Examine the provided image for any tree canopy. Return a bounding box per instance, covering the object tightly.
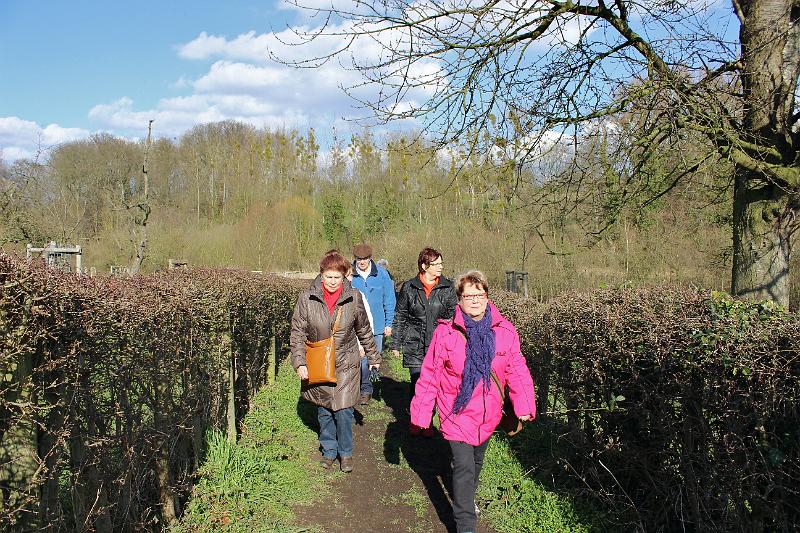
[280,0,799,305]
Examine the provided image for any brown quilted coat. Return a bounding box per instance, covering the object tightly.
[290,276,379,410]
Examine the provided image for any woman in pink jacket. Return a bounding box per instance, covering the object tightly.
[410,270,536,533]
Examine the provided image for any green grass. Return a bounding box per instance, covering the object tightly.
[399,487,429,518]
[478,436,604,532]
[384,349,409,379]
[173,363,327,533]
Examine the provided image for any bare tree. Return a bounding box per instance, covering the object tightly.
[279,0,799,305]
[129,120,154,274]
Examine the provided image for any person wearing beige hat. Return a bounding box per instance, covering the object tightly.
[350,243,396,404]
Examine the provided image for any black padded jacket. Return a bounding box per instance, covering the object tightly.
[392,275,458,369]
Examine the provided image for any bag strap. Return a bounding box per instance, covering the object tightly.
[490,371,505,401]
[330,307,343,335]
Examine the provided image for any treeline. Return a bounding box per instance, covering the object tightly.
[1,120,748,302]
[0,254,304,531]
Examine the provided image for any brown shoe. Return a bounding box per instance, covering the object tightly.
[339,456,353,473]
[320,457,335,469]
[359,394,371,405]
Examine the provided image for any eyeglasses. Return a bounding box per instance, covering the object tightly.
[460,293,487,302]
[428,261,443,267]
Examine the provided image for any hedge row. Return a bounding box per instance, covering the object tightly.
[494,286,800,532]
[0,254,305,532]
[3,255,798,532]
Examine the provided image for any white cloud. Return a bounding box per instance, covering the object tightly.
[1,146,33,161]
[177,30,275,63]
[0,116,90,162]
[193,61,291,93]
[88,94,312,137]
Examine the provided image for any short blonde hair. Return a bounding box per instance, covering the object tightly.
[456,270,489,298]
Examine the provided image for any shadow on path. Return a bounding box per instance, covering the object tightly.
[380,376,458,533]
[290,363,496,533]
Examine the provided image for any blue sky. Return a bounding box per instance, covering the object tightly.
[0,0,385,160]
[0,1,739,163]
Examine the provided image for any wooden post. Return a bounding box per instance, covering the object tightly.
[505,270,515,292]
[267,335,277,385]
[518,271,529,297]
[224,333,237,443]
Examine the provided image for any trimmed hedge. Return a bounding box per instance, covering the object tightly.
[0,254,305,531]
[494,286,800,532]
[3,254,798,532]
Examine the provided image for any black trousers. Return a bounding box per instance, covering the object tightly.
[409,367,421,400]
[449,439,490,533]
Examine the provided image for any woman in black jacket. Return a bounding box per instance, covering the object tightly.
[392,247,458,432]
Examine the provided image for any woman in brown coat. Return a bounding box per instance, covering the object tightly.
[290,250,380,473]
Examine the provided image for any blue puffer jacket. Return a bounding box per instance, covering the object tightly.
[351,260,396,334]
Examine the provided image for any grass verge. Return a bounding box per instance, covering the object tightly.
[478,435,607,532]
[173,363,326,533]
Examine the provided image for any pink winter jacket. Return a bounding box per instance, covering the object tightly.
[410,302,536,446]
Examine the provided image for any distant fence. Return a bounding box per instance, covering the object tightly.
[494,286,800,532]
[0,254,305,531]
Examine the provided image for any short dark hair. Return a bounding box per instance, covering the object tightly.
[417,247,442,274]
[456,270,489,298]
[319,250,350,275]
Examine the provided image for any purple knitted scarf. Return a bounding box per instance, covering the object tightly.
[452,307,496,414]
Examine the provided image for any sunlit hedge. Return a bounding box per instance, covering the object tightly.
[494,286,800,532]
[4,254,798,532]
[0,254,305,531]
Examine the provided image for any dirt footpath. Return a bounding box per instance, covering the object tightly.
[293,371,497,533]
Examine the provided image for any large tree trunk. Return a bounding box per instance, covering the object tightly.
[731,169,791,305]
[731,0,799,306]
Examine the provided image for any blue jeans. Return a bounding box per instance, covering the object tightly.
[360,333,383,396]
[318,406,354,459]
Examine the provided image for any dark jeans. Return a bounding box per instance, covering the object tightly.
[409,367,421,400]
[449,439,490,533]
[360,334,383,396]
[318,406,354,459]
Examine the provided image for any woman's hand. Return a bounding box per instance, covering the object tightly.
[518,414,533,422]
[369,364,380,371]
[296,365,308,380]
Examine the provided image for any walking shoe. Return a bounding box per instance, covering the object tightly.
[475,502,481,516]
[320,456,335,469]
[359,394,371,405]
[339,456,353,473]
